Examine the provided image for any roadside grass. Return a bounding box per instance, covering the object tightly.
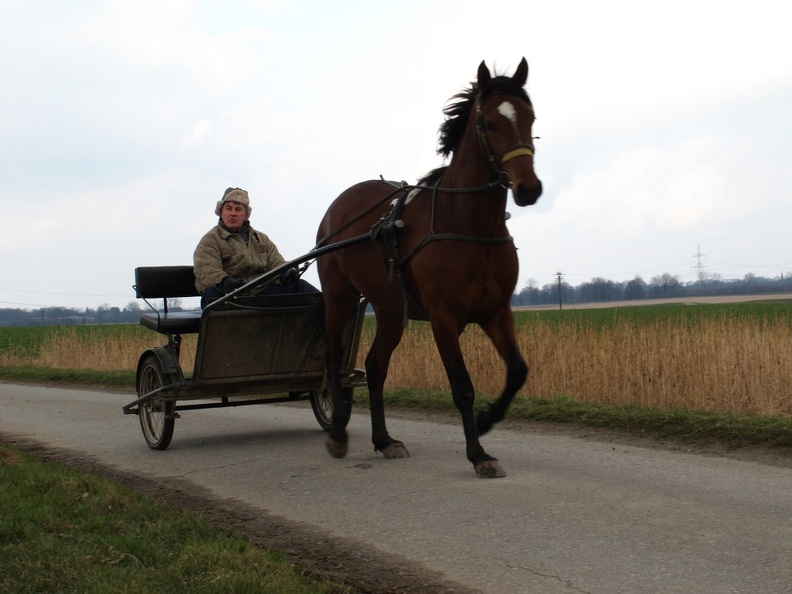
[0,366,135,390]
[0,443,353,594]
[3,365,789,451]
[377,388,792,450]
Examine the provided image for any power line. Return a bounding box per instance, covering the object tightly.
[0,287,129,298]
[0,300,56,308]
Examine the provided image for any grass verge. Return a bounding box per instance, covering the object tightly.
[0,443,352,594]
[378,388,792,450]
[0,366,136,390]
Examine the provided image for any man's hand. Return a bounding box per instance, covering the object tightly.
[280,268,300,290]
[220,277,246,294]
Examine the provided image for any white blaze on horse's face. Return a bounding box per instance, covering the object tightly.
[497,101,518,132]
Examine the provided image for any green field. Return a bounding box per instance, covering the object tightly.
[514,301,792,328]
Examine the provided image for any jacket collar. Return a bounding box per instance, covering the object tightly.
[217,219,252,240]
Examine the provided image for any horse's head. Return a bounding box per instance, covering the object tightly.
[476,58,543,206]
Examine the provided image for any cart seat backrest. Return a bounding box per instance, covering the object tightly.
[134,266,201,335]
[135,266,200,299]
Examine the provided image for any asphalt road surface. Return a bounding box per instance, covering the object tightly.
[2,383,791,593]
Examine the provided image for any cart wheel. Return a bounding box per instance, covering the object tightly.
[137,355,175,450]
[310,388,352,431]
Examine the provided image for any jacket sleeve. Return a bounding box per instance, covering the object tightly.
[193,231,227,293]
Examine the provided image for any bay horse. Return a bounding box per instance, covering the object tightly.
[316,58,542,478]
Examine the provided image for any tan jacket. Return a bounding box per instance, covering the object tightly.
[193,223,286,293]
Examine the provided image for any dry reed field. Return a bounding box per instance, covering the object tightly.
[381,308,792,417]
[2,302,791,417]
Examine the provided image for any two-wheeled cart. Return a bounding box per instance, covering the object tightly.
[122,258,367,450]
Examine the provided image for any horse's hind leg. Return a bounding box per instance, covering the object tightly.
[431,318,505,478]
[366,311,409,459]
[476,309,528,437]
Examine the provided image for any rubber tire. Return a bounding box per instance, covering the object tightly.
[137,355,176,450]
[310,388,353,431]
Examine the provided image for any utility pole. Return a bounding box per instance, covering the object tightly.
[556,271,563,310]
[692,244,708,281]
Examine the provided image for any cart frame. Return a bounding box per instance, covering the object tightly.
[123,252,368,450]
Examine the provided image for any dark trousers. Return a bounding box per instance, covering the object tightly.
[200,279,319,309]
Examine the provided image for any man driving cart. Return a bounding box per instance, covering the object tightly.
[194,187,318,308]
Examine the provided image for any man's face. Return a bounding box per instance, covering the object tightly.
[221,201,247,230]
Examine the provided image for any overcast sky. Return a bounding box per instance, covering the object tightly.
[2,0,791,310]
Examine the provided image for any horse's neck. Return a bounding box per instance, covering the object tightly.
[430,133,507,233]
[430,168,508,237]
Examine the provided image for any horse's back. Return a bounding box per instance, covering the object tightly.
[317,179,397,242]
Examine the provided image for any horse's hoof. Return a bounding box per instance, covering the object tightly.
[475,459,506,478]
[382,441,410,459]
[325,436,348,459]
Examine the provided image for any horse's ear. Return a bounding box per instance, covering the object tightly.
[512,57,528,87]
[477,60,492,90]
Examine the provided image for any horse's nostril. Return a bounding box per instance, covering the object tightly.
[515,181,542,206]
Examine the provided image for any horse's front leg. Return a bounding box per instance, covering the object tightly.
[477,309,529,437]
[431,320,505,478]
[366,312,409,459]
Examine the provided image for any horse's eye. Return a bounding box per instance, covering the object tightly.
[486,121,498,132]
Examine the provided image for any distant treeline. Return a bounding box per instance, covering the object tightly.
[1,272,791,326]
[0,299,194,327]
[511,272,792,307]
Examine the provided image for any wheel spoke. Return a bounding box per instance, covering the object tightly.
[310,388,353,431]
[137,356,175,450]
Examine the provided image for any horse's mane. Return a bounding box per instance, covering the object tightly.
[416,166,447,187]
[417,73,531,186]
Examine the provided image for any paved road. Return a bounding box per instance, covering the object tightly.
[2,383,791,593]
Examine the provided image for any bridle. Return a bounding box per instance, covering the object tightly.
[475,97,536,188]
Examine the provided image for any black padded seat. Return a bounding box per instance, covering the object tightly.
[134,266,202,335]
[139,310,202,335]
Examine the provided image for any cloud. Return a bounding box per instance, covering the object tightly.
[2,0,792,309]
[549,134,756,237]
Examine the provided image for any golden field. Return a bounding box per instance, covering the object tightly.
[2,301,791,417]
